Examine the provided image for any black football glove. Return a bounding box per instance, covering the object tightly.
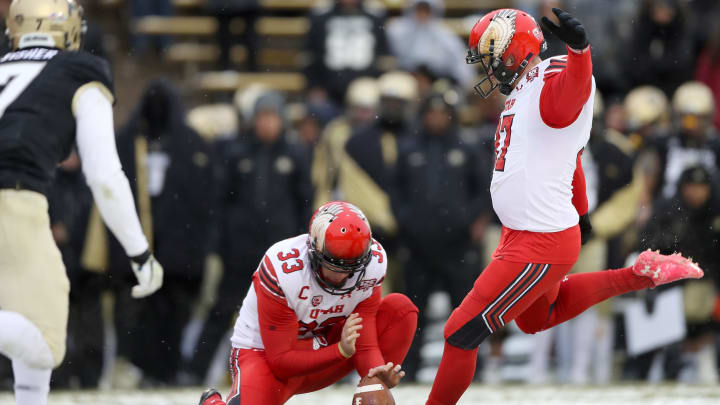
[579,213,593,245]
[541,8,589,51]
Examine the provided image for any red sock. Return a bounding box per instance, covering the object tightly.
[516,267,652,333]
[426,342,478,405]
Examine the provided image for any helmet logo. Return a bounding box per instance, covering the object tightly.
[48,12,68,23]
[310,203,344,252]
[533,26,542,40]
[357,279,377,291]
[479,9,516,65]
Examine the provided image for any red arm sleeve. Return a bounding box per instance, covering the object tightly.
[572,149,588,216]
[540,46,593,129]
[351,286,385,377]
[255,264,345,381]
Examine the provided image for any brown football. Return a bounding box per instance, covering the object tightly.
[351,376,395,405]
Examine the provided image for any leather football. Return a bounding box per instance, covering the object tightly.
[351,376,395,405]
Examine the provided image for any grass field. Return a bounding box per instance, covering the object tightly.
[1,384,719,405]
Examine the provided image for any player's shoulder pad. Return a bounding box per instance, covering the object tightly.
[55,50,114,96]
[364,238,387,280]
[264,235,310,277]
[257,235,306,300]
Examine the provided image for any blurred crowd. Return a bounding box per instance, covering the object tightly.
[1,0,720,391]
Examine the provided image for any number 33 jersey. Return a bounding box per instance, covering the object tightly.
[490,56,595,232]
[231,234,386,350]
[0,48,113,195]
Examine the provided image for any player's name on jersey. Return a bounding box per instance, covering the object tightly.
[1,47,58,63]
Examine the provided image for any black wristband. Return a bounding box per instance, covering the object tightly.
[131,249,151,265]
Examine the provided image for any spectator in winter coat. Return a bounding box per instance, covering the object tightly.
[304,0,388,105]
[621,0,697,96]
[386,0,473,90]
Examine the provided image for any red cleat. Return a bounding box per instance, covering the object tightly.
[632,249,704,287]
[199,388,225,405]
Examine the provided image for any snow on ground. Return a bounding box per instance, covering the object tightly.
[1,384,719,405]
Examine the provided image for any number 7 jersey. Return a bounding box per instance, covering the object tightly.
[490,56,595,232]
[0,48,113,195]
[231,234,386,350]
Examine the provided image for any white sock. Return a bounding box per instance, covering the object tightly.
[11,360,51,405]
[0,310,55,368]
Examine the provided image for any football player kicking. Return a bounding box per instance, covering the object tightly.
[426,8,704,405]
[199,201,418,405]
[0,2,163,405]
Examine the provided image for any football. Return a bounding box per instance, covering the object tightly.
[351,376,395,405]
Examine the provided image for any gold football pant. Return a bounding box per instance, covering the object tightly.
[0,189,69,367]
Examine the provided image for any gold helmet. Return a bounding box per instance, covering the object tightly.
[624,85,668,131]
[672,81,715,117]
[6,0,86,51]
[378,71,418,102]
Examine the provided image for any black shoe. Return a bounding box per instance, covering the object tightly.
[199,388,222,405]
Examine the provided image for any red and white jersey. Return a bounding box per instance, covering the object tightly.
[231,234,386,350]
[490,55,596,232]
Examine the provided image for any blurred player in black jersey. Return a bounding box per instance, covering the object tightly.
[0,2,164,404]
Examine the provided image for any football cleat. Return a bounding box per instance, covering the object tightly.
[198,388,224,405]
[632,249,704,287]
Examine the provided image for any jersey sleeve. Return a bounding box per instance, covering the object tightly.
[572,149,589,216]
[75,87,149,257]
[539,46,593,129]
[351,286,385,377]
[256,256,346,380]
[59,51,115,113]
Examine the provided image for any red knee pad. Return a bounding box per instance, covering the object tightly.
[377,293,418,332]
[379,293,419,317]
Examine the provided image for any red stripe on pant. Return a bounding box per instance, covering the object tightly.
[445,260,567,350]
[487,263,550,329]
[482,263,541,331]
[227,348,241,403]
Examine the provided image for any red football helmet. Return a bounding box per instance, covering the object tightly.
[467,8,547,98]
[307,201,372,295]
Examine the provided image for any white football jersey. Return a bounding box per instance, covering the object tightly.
[231,234,386,350]
[490,56,596,232]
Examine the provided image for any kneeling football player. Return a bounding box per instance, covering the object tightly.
[199,201,418,405]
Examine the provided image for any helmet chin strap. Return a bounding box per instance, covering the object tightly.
[496,52,535,96]
[499,83,514,95]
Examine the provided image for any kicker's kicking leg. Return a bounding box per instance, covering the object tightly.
[515,250,703,334]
